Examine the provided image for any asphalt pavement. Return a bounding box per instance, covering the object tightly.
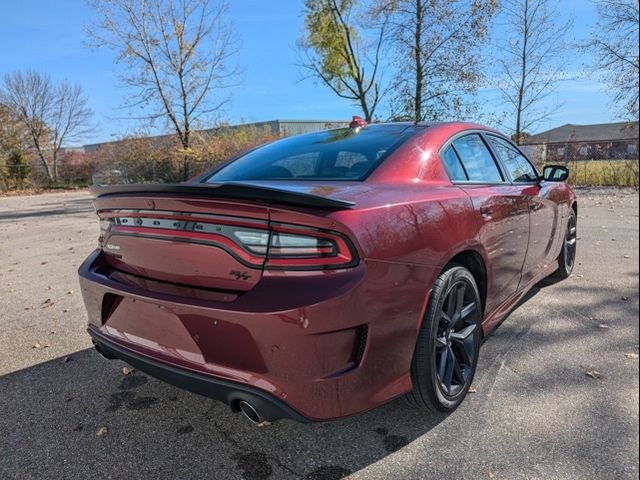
[0,188,638,480]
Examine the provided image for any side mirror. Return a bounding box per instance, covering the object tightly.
[543,165,569,182]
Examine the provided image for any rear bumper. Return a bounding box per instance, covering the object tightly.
[79,249,438,421]
[88,326,309,423]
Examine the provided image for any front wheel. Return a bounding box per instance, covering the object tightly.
[407,265,482,412]
[555,208,577,279]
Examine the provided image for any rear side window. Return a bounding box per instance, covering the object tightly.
[205,125,422,182]
[451,134,504,183]
[273,153,320,177]
[441,146,467,181]
[486,135,538,182]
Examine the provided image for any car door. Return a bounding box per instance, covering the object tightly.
[484,135,560,286]
[443,133,530,315]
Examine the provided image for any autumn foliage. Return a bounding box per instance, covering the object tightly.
[89,125,283,185]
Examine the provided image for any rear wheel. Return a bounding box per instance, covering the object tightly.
[407,265,482,412]
[554,208,577,279]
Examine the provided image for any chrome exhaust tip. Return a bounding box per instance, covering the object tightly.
[238,400,270,427]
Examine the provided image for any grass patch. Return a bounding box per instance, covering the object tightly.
[549,160,639,187]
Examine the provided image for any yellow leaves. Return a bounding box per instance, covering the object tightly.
[173,22,184,39]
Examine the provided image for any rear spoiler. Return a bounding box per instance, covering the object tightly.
[90,182,355,210]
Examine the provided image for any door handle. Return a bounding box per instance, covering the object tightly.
[480,207,492,219]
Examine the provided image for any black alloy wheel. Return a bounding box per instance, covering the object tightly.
[434,280,480,397]
[407,265,482,412]
[555,208,577,279]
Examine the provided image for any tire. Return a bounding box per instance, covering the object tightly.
[407,265,482,413]
[554,208,577,279]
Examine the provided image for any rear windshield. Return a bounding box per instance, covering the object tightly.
[204,124,422,182]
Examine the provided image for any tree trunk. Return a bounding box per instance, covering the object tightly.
[515,0,529,146]
[52,152,59,183]
[181,130,190,181]
[413,0,424,122]
[41,157,54,184]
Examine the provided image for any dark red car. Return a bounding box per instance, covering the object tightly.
[80,121,577,424]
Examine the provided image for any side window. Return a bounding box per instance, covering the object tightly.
[441,146,467,181]
[451,134,504,183]
[486,135,538,182]
[334,151,368,168]
[273,153,320,177]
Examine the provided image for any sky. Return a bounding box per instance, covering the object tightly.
[0,0,623,145]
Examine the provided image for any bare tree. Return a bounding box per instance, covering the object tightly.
[1,71,93,182]
[378,0,498,122]
[494,0,573,144]
[299,0,388,122]
[587,0,639,118]
[89,0,239,179]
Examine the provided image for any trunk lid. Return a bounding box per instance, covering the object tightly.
[91,182,356,292]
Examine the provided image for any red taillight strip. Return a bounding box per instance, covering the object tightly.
[109,225,266,267]
[265,224,359,270]
[101,215,360,271]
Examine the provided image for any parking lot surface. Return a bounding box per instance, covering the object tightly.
[1,188,638,479]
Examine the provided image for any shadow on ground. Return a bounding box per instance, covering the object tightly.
[0,198,94,221]
[0,346,445,480]
[1,280,637,480]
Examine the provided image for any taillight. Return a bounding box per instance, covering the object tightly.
[98,215,358,271]
[231,226,358,269]
[98,219,112,244]
[231,230,270,255]
[263,226,357,270]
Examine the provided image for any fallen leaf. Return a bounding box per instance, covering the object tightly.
[586,370,603,379]
[468,386,478,393]
[95,426,108,436]
[122,367,135,376]
[624,353,638,359]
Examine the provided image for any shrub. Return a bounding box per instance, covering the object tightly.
[5,149,31,188]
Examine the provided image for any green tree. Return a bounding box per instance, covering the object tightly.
[300,0,388,122]
[6,149,30,189]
